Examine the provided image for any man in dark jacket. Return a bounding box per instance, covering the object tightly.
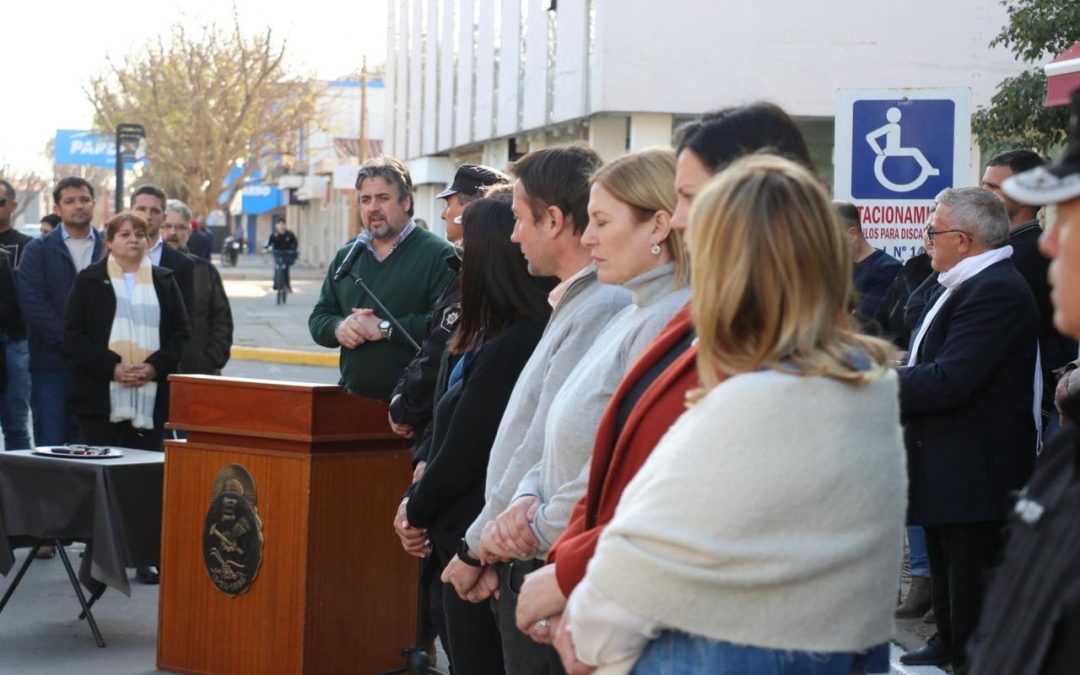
[0,178,33,449]
[18,177,104,446]
[983,150,1078,435]
[835,200,902,326]
[164,200,233,375]
[898,187,1040,671]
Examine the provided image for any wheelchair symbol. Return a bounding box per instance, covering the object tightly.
[865,107,940,193]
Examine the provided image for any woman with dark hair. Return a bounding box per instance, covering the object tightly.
[393,195,556,674]
[64,211,189,450]
[511,102,820,661]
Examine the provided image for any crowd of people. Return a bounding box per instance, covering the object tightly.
[310,92,1080,675]
[2,86,1077,673]
[0,179,233,580]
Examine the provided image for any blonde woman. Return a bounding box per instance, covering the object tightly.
[64,211,189,451]
[554,155,907,674]
[476,148,690,664]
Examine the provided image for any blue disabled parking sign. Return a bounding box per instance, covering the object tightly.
[834,88,971,261]
[851,99,954,199]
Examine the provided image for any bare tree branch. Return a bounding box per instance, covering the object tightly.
[85,16,316,218]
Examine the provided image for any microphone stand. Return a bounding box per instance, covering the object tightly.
[348,272,422,353]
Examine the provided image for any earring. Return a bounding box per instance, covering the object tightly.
[650,243,662,255]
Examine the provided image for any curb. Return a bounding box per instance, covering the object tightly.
[230,346,339,367]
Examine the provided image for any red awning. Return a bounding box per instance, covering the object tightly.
[1046,40,1080,107]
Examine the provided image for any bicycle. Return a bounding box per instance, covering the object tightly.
[272,250,296,305]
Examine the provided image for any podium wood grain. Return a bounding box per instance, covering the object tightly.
[157,376,417,675]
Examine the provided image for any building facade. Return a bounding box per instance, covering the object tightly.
[385,0,1027,233]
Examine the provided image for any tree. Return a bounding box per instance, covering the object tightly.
[0,163,49,220]
[972,0,1080,157]
[87,17,317,219]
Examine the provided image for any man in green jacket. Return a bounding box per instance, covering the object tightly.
[309,156,455,402]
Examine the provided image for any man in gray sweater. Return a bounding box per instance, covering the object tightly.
[441,145,629,674]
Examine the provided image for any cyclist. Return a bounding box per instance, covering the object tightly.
[265,216,298,294]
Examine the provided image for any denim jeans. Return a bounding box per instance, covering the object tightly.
[907,525,930,578]
[30,369,79,446]
[630,632,889,675]
[492,559,565,675]
[0,339,32,450]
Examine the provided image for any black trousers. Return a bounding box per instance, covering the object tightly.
[493,559,566,675]
[924,522,1005,672]
[77,416,163,451]
[430,549,505,675]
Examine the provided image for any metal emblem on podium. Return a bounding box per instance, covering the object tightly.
[203,464,264,596]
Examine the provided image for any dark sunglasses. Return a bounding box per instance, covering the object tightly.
[0,198,7,207]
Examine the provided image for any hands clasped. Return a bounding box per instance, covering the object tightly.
[480,495,541,563]
[113,362,156,387]
[334,308,384,349]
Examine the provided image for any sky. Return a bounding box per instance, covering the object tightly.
[1,0,388,175]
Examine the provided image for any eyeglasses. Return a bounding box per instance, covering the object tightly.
[0,198,7,207]
[925,225,970,240]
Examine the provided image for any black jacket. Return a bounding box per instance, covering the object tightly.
[968,391,1080,675]
[1010,222,1079,406]
[390,257,462,451]
[405,317,545,556]
[159,243,196,324]
[63,258,190,430]
[874,253,934,349]
[179,253,232,375]
[899,259,1040,526]
[0,251,19,342]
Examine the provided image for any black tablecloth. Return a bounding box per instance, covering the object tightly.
[0,449,164,596]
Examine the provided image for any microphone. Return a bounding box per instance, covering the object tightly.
[333,231,372,282]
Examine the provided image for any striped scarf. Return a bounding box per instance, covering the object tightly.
[107,255,160,429]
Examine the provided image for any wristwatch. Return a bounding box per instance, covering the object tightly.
[378,319,393,340]
[458,538,482,567]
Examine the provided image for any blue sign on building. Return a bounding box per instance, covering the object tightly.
[54,129,140,168]
[850,99,955,200]
[220,166,283,215]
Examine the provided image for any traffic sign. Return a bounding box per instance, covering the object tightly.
[834,89,972,260]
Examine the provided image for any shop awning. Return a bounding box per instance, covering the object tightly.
[1045,40,1080,107]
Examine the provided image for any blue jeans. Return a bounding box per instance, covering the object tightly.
[631,632,889,674]
[907,525,930,578]
[0,339,32,450]
[30,369,79,446]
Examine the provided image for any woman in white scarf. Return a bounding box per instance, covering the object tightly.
[64,211,190,450]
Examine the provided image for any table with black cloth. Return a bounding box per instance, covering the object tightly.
[0,449,164,599]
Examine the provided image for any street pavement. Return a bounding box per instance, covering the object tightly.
[0,252,940,674]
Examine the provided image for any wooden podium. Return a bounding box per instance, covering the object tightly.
[157,375,417,675]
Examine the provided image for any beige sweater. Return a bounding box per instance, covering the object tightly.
[578,368,907,664]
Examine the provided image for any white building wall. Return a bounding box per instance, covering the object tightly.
[495,0,521,137]
[592,0,1019,118]
[407,1,424,159]
[521,0,549,130]
[552,0,588,124]
[422,0,440,156]
[475,0,497,141]
[454,0,476,146]
[386,0,1024,165]
[437,0,456,151]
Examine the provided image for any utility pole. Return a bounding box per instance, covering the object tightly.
[359,57,370,164]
